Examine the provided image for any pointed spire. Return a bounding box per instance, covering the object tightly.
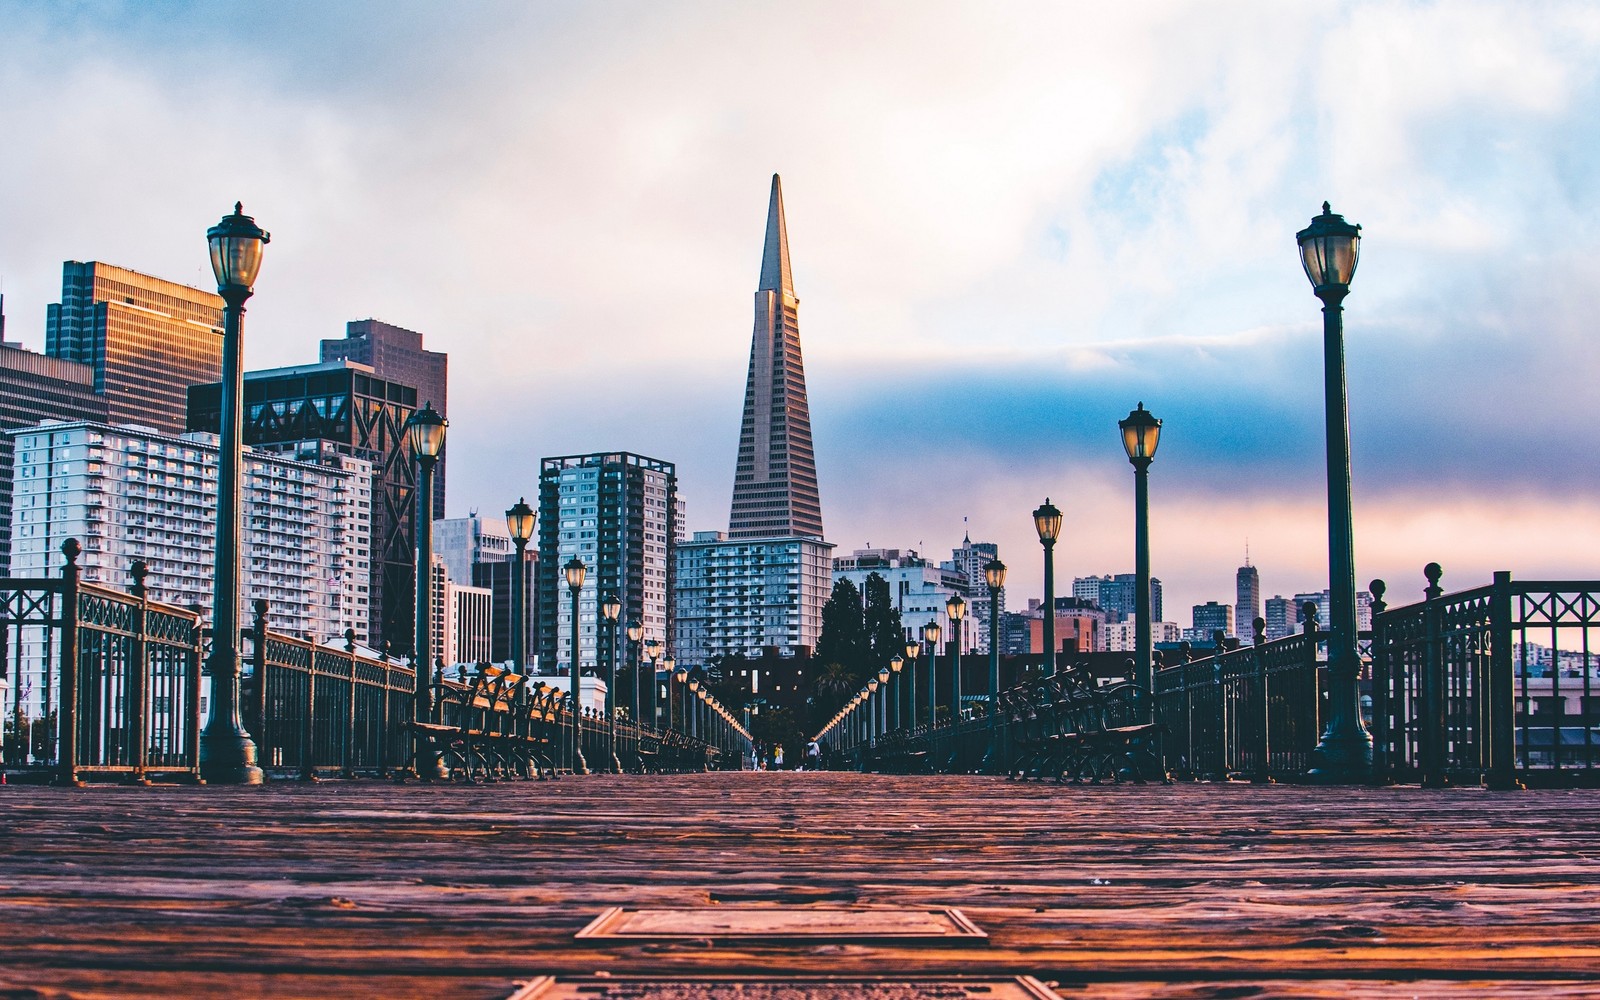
[758,173,793,295]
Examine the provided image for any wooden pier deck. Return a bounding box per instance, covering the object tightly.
[3,773,1599,998]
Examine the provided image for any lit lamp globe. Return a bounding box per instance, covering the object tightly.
[207,202,270,294]
[505,498,536,545]
[1296,201,1361,294]
[628,621,644,644]
[1119,404,1162,465]
[984,559,1007,592]
[601,591,621,623]
[406,404,447,461]
[1033,499,1062,546]
[563,557,586,593]
[946,593,967,623]
[924,621,942,647]
[890,655,903,673]
[878,667,890,684]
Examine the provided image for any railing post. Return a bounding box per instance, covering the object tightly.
[1421,563,1446,788]
[128,561,150,785]
[55,539,83,787]
[250,600,269,767]
[1252,617,1269,784]
[1367,580,1390,783]
[300,638,317,783]
[344,628,358,779]
[1487,571,1517,790]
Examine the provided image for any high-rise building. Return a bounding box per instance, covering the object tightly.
[946,535,1003,654]
[45,262,223,434]
[728,175,823,541]
[0,342,107,573]
[434,514,513,590]
[1236,560,1260,638]
[537,453,677,681]
[1264,594,1299,640]
[673,175,834,666]
[320,319,448,512]
[1191,600,1235,640]
[189,360,421,654]
[435,513,537,669]
[675,530,833,666]
[831,547,972,653]
[8,420,370,645]
[1072,572,1162,624]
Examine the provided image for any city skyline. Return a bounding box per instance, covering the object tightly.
[0,3,1596,621]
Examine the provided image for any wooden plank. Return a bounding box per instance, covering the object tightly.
[2,774,1599,998]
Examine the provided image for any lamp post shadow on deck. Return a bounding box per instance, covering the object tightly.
[198,203,269,786]
[981,559,1007,773]
[1118,403,1161,721]
[1033,499,1062,676]
[1297,201,1374,783]
[407,403,449,781]
[564,557,589,775]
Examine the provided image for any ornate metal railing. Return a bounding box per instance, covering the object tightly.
[242,600,415,779]
[1,542,204,784]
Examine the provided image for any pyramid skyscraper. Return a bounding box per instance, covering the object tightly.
[673,176,834,667]
[728,174,824,540]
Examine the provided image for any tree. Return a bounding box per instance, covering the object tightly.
[863,572,904,674]
[813,578,866,679]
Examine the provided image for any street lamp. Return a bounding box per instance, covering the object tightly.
[1297,201,1373,781]
[564,556,588,774]
[505,497,535,688]
[982,559,1007,771]
[877,666,891,737]
[627,620,644,730]
[404,402,448,781]
[687,677,700,740]
[922,620,941,735]
[867,678,881,749]
[1033,498,1062,676]
[903,640,919,730]
[1118,403,1161,715]
[674,667,688,733]
[644,639,662,728]
[660,656,674,730]
[889,654,903,732]
[601,591,622,773]
[198,203,270,786]
[946,593,967,770]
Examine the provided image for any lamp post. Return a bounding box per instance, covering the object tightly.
[868,678,881,745]
[1033,499,1063,676]
[983,559,1007,771]
[889,654,903,731]
[923,621,941,733]
[903,640,919,730]
[1118,404,1161,716]
[1297,201,1373,781]
[644,639,662,728]
[877,667,890,736]
[674,667,688,733]
[659,655,674,731]
[946,593,967,770]
[687,678,700,740]
[627,620,643,728]
[505,498,535,687]
[405,402,448,781]
[564,556,588,775]
[601,591,622,773]
[198,203,270,786]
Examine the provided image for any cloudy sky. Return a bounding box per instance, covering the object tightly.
[1,1,1597,622]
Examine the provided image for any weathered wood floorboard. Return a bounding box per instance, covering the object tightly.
[2,774,1599,998]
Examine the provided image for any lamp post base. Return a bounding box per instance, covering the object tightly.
[199,729,264,786]
[1305,727,1374,784]
[609,751,623,774]
[573,749,589,775]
